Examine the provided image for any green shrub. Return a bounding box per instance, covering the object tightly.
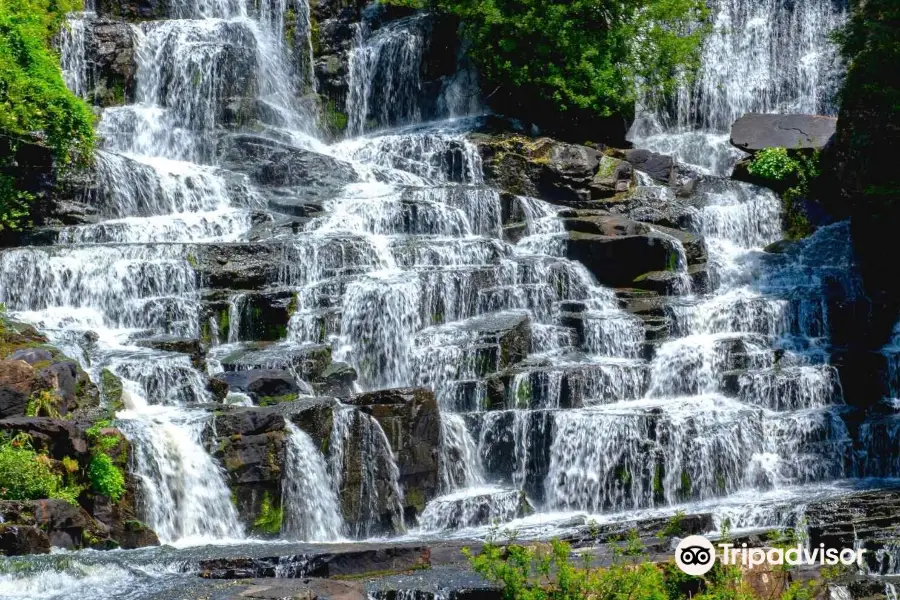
[0,433,78,503]
[747,148,798,181]
[0,0,96,231]
[87,452,125,501]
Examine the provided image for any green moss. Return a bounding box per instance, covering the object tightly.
[0,433,80,504]
[678,470,692,499]
[218,307,230,342]
[258,394,298,407]
[321,99,348,137]
[100,369,124,412]
[253,491,283,535]
[405,486,425,512]
[514,377,531,408]
[286,293,298,317]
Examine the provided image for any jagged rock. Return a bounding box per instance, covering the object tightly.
[217,134,358,213]
[81,18,138,106]
[473,134,603,204]
[212,369,300,403]
[218,343,332,385]
[200,288,295,343]
[348,388,442,518]
[730,113,837,151]
[0,525,51,556]
[95,0,168,20]
[316,362,358,397]
[631,271,687,295]
[590,155,634,198]
[0,360,38,418]
[623,149,675,184]
[0,500,105,551]
[564,228,680,288]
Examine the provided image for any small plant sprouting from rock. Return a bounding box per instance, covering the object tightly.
[747,147,798,181]
[254,491,284,534]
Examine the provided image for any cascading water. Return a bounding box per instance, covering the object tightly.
[4,1,893,594]
[630,0,847,175]
[281,421,345,541]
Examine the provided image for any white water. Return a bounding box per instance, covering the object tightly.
[5,0,889,570]
[281,421,345,541]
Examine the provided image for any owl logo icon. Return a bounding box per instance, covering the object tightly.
[675,535,716,575]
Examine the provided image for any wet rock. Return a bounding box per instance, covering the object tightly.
[0,499,103,551]
[472,134,603,204]
[730,113,837,152]
[219,343,332,384]
[348,388,442,519]
[220,578,366,600]
[192,243,285,290]
[565,229,679,288]
[420,489,533,531]
[95,0,168,20]
[0,524,51,556]
[199,543,432,579]
[213,368,300,403]
[81,18,138,106]
[316,362,358,397]
[0,360,38,417]
[623,149,675,184]
[590,155,634,198]
[631,270,687,295]
[805,489,900,573]
[218,134,358,213]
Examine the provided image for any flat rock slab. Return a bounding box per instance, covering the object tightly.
[229,578,366,600]
[199,544,432,579]
[730,113,837,151]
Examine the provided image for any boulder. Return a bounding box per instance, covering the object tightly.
[0,499,101,550]
[316,362,358,397]
[7,348,53,365]
[0,525,51,556]
[218,343,332,385]
[473,134,604,204]
[0,360,38,418]
[217,135,358,213]
[623,149,675,184]
[212,369,300,403]
[590,155,634,198]
[0,417,89,458]
[730,113,837,152]
[348,388,442,519]
[564,224,681,288]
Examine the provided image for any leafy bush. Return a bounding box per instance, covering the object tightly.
[747,148,798,181]
[384,0,708,120]
[87,452,125,501]
[0,433,78,503]
[0,0,96,231]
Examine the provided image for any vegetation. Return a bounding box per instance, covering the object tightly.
[253,491,284,534]
[0,432,80,503]
[465,529,821,600]
[384,0,708,126]
[87,452,126,502]
[747,147,821,240]
[0,0,95,232]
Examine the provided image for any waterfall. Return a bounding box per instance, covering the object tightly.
[281,422,344,541]
[59,13,92,100]
[116,383,242,544]
[630,0,848,174]
[329,406,405,537]
[3,0,885,561]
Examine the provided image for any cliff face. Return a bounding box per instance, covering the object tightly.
[822,0,900,400]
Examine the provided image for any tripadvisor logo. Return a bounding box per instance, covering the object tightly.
[675,535,716,575]
[674,535,869,575]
